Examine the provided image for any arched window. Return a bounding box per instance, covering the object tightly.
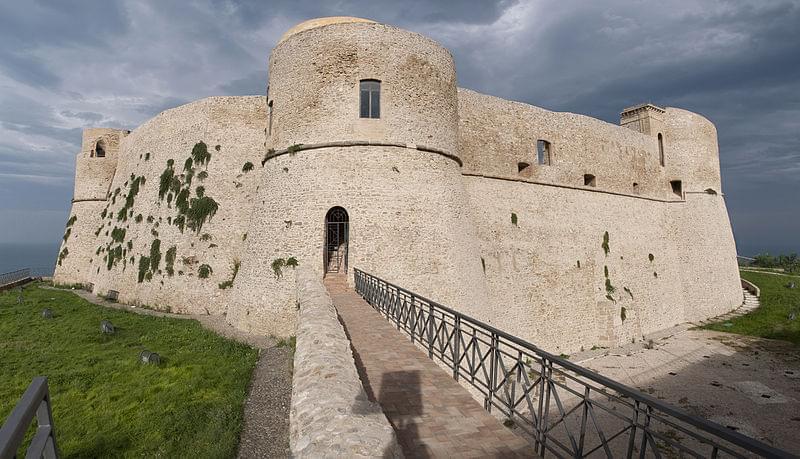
[359,80,380,119]
[658,133,664,166]
[93,140,106,158]
[537,140,552,165]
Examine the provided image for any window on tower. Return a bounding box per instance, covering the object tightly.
[93,140,106,158]
[536,140,552,165]
[359,80,380,119]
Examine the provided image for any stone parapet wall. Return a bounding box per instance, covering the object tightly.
[291,268,401,458]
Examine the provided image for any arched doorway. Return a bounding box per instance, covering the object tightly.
[324,207,349,274]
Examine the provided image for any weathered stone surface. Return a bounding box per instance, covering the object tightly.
[54,16,741,353]
[291,268,401,458]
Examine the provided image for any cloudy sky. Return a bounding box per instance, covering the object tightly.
[0,0,797,256]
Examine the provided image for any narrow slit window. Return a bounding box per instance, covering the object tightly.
[268,100,273,136]
[633,182,640,194]
[658,133,665,166]
[670,180,682,197]
[517,162,531,177]
[584,174,596,187]
[536,140,552,165]
[94,140,106,158]
[359,80,380,119]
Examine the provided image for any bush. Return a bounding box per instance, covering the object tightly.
[242,162,254,173]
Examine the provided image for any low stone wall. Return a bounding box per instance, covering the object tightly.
[741,278,760,297]
[290,269,402,458]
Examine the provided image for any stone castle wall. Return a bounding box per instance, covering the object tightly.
[225,20,487,336]
[56,96,266,317]
[455,89,741,351]
[54,18,741,352]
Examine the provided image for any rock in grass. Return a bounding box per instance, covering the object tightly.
[41,308,53,319]
[100,320,115,334]
[139,350,161,365]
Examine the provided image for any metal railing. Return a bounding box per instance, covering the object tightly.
[353,268,792,458]
[0,269,31,288]
[0,377,59,459]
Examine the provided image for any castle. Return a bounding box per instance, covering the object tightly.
[54,17,742,353]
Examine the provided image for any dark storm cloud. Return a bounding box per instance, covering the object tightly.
[0,0,797,254]
[209,0,517,28]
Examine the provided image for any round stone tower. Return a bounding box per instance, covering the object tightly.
[226,17,488,336]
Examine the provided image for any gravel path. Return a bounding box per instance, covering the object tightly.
[43,285,292,458]
[237,346,293,458]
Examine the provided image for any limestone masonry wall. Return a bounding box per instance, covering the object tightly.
[291,268,401,458]
[55,17,742,353]
[56,96,266,318]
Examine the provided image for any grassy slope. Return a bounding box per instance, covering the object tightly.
[0,283,258,458]
[703,270,800,344]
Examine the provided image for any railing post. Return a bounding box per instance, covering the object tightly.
[427,303,434,358]
[485,332,499,413]
[452,315,461,381]
[36,381,58,459]
[409,295,416,344]
[536,358,551,456]
[626,400,640,459]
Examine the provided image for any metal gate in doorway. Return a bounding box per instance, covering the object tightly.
[325,207,349,274]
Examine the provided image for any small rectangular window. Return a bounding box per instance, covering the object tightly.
[537,140,552,165]
[670,180,682,197]
[359,80,381,119]
[584,174,596,187]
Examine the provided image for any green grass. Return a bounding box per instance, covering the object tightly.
[0,282,259,458]
[702,270,800,344]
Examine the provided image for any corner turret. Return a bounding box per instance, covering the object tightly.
[73,128,128,201]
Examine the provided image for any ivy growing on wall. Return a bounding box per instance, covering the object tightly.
[191,141,211,166]
[110,227,126,243]
[58,247,69,266]
[137,256,150,283]
[198,264,213,279]
[165,246,177,276]
[218,259,241,289]
[149,239,162,273]
[271,257,298,279]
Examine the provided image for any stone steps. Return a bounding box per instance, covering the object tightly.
[694,288,761,326]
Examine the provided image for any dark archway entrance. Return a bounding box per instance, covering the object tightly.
[324,207,349,274]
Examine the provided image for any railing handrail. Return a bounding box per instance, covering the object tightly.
[0,377,59,459]
[353,268,792,458]
[0,268,32,288]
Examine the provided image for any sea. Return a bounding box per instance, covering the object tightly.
[0,242,61,277]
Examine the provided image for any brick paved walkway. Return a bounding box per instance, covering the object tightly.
[326,277,534,458]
